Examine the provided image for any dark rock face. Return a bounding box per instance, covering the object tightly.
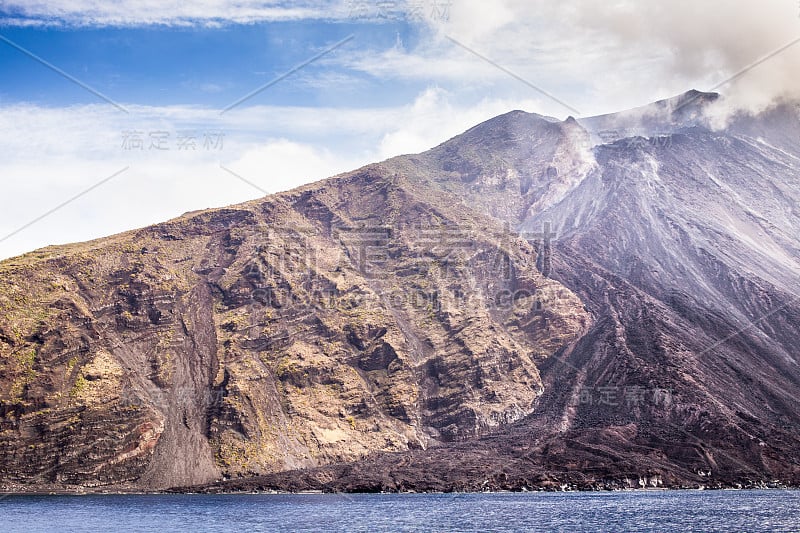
[2,90,800,492]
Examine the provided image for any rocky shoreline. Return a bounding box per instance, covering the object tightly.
[3,481,797,497]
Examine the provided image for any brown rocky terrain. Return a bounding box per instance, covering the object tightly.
[2,90,799,492]
[0,162,587,491]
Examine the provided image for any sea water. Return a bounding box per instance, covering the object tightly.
[1,490,798,532]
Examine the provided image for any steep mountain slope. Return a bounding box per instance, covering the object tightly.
[198,92,800,492]
[2,90,799,492]
[0,165,586,491]
[312,91,800,490]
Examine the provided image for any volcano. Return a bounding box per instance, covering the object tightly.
[2,90,799,492]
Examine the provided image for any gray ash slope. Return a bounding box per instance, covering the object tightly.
[203,90,800,492]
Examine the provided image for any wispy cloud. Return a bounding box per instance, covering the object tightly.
[0,1,348,27]
[0,0,461,27]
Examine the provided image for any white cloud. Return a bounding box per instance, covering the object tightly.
[338,0,800,116]
[563,0,800,111]
[226,139,361,194]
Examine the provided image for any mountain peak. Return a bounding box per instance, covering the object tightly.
[423,109,566,160]
[465,109,559,131]
[654,89,720,115]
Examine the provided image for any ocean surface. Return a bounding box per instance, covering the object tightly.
[1,490,798,532]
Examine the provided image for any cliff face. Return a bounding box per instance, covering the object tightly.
[2,91,800,492]
[0,165,586,490]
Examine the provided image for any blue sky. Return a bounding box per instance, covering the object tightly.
[0,0,798,260]
[0,21,426,108]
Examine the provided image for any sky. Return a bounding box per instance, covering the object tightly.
[0,0,799,259]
